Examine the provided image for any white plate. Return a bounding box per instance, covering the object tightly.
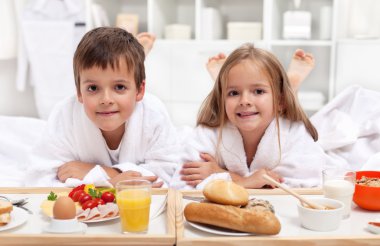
[0,207,29,232]
[367,223,380,234]
[43,221,87,234]
[81,215,119,223]
[187,221,253,236]
[150,195,167,220]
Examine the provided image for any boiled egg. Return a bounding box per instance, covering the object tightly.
[53,197,76,220]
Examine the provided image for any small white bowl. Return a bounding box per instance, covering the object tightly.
[43,218,87,234]
[297,197,344,231]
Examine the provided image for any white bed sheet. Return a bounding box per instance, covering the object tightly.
[0,116,46,186]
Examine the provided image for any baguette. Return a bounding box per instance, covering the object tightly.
[0,200,13,214]
[184,202,281,235]
[203,179,249,206]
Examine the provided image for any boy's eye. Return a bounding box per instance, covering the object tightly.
[87,85,97,92]
[115,84,126,91]
[227,90,239,96]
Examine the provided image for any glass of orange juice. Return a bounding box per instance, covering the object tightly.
[116,179,152,233]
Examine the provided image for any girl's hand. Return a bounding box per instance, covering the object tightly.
[57,161,97,182]
[242,169,283,189]
[180,153,225,187]
[109,171,163,188]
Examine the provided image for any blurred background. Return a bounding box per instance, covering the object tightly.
[1,0,380,127]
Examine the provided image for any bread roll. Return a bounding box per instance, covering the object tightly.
[0,213,11,226]
[184,202,281,235]
[203,179,249,206]
[0,200,13,214]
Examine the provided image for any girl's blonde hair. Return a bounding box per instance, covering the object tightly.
[197,43,318,141]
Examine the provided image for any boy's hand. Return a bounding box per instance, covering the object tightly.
[57,161,97,182]
[180,153,225,187]
[109,171,163,188]
[242,168,283,189]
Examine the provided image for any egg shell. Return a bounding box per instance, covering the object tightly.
[53,196,77,220]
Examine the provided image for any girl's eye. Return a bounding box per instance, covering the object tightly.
[228,90,239,96]
[87,85,97,92]
[254,89,265,95]
[115,84,126,91]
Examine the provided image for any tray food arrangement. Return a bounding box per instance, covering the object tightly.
[0,187,175,246]
[176,179,380,246]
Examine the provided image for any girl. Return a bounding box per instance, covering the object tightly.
[171,43,325,189]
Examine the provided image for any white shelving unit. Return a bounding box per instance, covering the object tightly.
[89,0,340,125]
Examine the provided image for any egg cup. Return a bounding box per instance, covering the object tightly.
[43,218,87,234]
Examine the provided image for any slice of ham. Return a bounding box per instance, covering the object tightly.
[76,202,119,221]
[97,203,119,218]
[77,208,91,221]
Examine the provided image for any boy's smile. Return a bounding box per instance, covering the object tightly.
[77,59,145,145]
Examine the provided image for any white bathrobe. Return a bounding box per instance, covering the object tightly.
[171,118,326,189]
[26,93,180,187]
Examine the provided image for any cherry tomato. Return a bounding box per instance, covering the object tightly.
[72,190,86,202]
[79,194,92,205]
[69,184,86,198]
[82,199,97,210]
[93,198,106,206]
[101,192,115,203]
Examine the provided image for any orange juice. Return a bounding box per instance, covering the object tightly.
[117,189,151,233]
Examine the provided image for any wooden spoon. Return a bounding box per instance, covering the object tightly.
[262,174,327,210]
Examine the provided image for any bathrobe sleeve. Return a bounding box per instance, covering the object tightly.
[25,96,80,187]
[170,125,220,189]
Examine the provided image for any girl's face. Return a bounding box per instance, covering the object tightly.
[77,59,145,138]
[225,60,274,137]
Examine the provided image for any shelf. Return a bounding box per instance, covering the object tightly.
[270,40,333,46]
[337,39,380,45]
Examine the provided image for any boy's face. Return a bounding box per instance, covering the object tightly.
[77,59,145,137]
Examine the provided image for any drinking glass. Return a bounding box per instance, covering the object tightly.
[116,179,152,233]
[322,168,355,219]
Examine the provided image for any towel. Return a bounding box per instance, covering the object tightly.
[17,0,86,119]
[26,93,180,187]
[171,118,325,189]
[0,0,18,59]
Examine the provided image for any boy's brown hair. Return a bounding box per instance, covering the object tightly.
[73,27,145,93]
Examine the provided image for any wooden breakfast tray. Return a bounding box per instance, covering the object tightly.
[176,189,380,246]
[0,188,175,246]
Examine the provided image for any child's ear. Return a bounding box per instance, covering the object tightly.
[77,90,83,104]
[136,80,146,101]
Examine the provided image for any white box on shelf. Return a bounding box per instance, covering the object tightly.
[227,22,262,40]
[283,11,311,39]
[116,14,139,36]
[164,24,191,40]
[200,8,222,40]
[298,91,325,111]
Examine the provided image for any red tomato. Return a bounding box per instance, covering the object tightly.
[101,192,115,203]
[72,190,86,202]
[93,198,106,206]
[79,194,92,205]
[82,199,97,210]
[69,184,86,198]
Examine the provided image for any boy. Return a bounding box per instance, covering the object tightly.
[26,27,179,187]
